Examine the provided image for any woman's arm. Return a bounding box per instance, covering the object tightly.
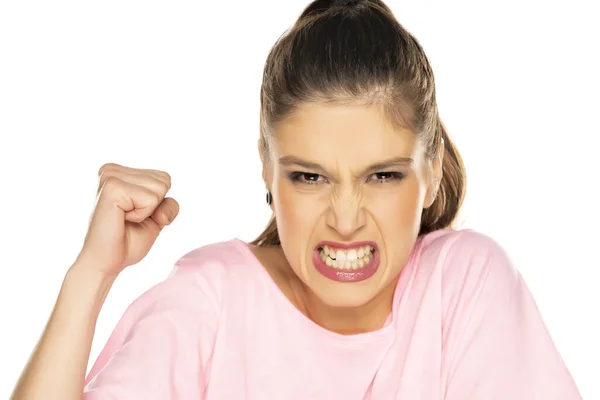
[11,163,179,399]
[11,266,116,400]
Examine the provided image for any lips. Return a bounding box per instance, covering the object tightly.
[312,241,380,282]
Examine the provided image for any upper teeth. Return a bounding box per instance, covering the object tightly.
[318,244,374,270]
[322,245,372,261]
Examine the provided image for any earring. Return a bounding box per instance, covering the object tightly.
[266,191,272,205]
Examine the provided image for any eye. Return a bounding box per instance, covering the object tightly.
[369,172,405,183]
[289,172,326,185]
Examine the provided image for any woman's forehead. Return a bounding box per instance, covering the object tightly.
[271,103,422,166]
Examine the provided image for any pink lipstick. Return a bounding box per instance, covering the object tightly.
[312,241,380,282]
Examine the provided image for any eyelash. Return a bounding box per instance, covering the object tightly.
[288,171,405,185]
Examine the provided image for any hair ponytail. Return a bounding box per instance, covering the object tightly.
[420,118,466,235]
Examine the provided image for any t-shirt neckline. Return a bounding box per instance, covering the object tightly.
[230,237,423,344]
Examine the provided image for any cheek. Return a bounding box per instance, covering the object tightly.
[274,179,320,241]
[368,179,425,231]
[273,180,319,278]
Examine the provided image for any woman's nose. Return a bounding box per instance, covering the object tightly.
[325,194,366,238]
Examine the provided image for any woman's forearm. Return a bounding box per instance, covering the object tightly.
[11,264,116,400]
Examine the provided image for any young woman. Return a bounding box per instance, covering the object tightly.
[11,0,581,398]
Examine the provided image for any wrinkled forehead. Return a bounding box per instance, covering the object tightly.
[270,102,426,171]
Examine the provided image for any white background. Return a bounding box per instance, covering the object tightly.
[1,0,598,398]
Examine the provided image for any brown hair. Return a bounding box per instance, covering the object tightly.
[252,0,466,246]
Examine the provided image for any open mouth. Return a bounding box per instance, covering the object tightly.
[312,242,380,282]
[317,244,376,270]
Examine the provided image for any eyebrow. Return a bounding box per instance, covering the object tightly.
[278,155,414,177]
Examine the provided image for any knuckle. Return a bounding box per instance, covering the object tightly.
[164,172,172,189]
[98,162,118,176]
[158,170,171,183]
[159,180,169,194]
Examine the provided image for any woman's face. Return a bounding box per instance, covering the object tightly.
[264,102,442,308]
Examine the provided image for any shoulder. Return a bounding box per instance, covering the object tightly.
[172,238,251,273]
[83,240,252,389]
[419,228,508,256]
[414,229,524,344]
[120,239,252,320]
[427,232,581,398]
[419,228,515,270]
[417,228,520,295]
[170,238,260,284]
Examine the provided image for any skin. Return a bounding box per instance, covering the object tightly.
[253,102,443,335]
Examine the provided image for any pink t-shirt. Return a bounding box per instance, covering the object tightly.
[82,229,581,399]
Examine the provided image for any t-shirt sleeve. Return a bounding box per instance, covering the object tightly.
[82,271,218,399]
[442,232,581,400]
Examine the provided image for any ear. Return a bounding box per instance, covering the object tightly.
[259,138,275,212]
[424,140,444,209]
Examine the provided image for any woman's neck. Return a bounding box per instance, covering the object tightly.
[298,280,396,335]
[250,243,396,335]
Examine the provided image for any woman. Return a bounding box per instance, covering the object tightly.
[11,0,581,399]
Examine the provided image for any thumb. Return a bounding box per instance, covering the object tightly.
[151,197,180,228]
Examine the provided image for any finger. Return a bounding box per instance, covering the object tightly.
[98,165,171,192]
[98,163,171,188]
[98,170,170,198]
[98,177,163,223]
[149,197,180,228]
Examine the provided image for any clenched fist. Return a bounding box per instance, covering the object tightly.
[75,163,179,276]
